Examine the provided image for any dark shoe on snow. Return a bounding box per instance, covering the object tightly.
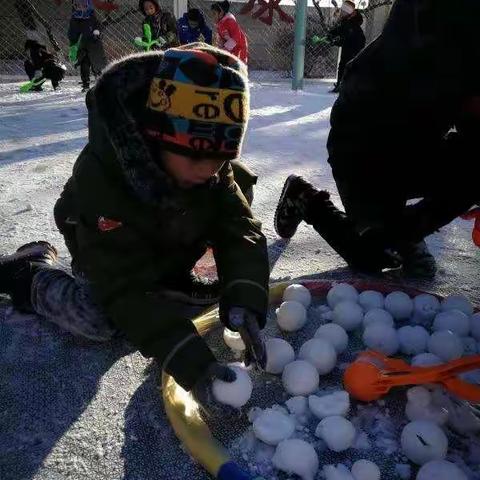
[274,175,319,239]
[399,240,437,278]
[160,271,219,306]
[0,241,58,310]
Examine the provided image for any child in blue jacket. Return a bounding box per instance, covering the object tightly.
[177,8,212,45]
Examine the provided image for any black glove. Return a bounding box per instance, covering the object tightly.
[228,307,267,370]
[191,362,239,418]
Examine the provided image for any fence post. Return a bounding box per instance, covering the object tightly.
[292,0,307,90]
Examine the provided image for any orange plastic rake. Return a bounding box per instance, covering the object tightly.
[344,350,480,403]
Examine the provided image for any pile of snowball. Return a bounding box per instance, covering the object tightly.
[215,283,478,480]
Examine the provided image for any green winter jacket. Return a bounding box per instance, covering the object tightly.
[54,52,269,391]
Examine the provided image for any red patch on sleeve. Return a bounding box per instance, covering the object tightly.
[98,216,123,232]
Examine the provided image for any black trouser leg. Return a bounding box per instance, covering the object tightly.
[24,60,36,80]
[79,54,91,87]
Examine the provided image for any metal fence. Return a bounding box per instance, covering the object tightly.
[0,0,392,79]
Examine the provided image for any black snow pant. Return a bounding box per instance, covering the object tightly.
[68,17,107,87]
[29,161,257,341]
[305,132,478,269]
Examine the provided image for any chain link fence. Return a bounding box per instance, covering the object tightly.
[0,0,392,79]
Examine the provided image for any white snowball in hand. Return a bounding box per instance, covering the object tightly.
[282,360,319,396]
[433,310,470,337]
[253,408,295,445]
[333,301,364,331]
[272,439,319,480]
[299,338,337,374]
[411,352,442,367]
[283,284,312,308]
[212,366,252,408]
[416,460,467,480]
[363,323,399,355]
[223,328,246,351]
[398,325,429,355]
[314,323,349,353]
[363,309,394,329]
[308,390,350,419]
[471,313,480,341]
[428,331,464,361]
[412,294,441,323]
[265,338,295,374]
[276,301,307,332]
[400,420,448,465]
[358,290,384,311]
[315,416,356,452]
[385,291,413,320]
[351,460,381,480]
[441,294,474,316]
[327,283,359,309]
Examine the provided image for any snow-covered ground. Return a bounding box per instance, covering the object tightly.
[0,77,478,480]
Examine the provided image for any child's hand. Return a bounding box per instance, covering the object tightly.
[229,307,267,370]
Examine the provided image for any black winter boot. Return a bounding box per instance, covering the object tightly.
[0,241,58,311]
[398,240,437,278]
[160,271,219,306]
[274,175,319,239]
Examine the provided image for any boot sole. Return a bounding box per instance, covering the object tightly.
[159,288,219,306]
[0,242,58,265]
[274,175,301,239]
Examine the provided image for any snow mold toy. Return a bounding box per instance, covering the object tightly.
[344,350,480,403]
[161,280,478,479]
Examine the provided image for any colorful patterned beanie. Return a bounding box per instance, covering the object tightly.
[144,43,249,161]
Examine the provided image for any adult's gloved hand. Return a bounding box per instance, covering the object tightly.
[191,362,238,418]
[229,307,267,370]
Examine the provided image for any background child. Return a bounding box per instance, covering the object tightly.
[177,8,212,45]
[0,45,268,415]
[211,0,248,64]
[138,0,178,50]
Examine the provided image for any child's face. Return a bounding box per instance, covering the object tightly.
[211,9,222,23]
[162,151,226,189]
[144,1,157,16]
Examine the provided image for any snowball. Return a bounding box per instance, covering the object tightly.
[405,387,448,425]
[433,310,470,337]
[416,460,467,480]
[411,353,442,367]
[363,323,399,355]
[363,309,394,329]
[272,439,319,480]
[308,390,350,419]
[400,420,448,465]
[333,301,364,331]
[285,396,308,416]
[212,365,252,408]
[358,291,384,311]
[351,460,381,480]
[428,330,464,361]
[412,294,441,324]
[323,464,355,480]
[265,338,295,374]
[222,328,246,351]
[314,323,349,354]
[282,361,319,396]
[471,313,480,341]
[276,301,307,332]
[384,291,414,320]
[315,416,356,452]
[327,283,359,309]
[283,284,312,308]
[441,294,474,316]
[398,326,429,355]
[298,338,337,374]
[253,408,295,445]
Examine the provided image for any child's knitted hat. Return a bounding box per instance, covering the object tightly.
[144,43,249,161]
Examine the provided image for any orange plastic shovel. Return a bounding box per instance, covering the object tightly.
[344,350,480,403]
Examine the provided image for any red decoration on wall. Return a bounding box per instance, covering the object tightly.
[240,0,294,25]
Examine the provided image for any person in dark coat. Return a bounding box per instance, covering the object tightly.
[177,8,213,45]
[274,0,480,277]
[328,0,366,93]
[0,45,268,416]
[138,0,179,50]
[24,38,66,91]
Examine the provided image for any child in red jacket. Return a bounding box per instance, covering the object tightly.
[211,0,248,64]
